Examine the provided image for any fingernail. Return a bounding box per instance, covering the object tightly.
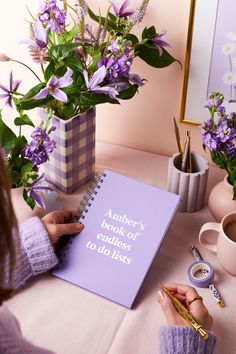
[76,223,84,230]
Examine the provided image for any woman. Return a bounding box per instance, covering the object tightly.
[0,153,83,353]
[0,152,216,353]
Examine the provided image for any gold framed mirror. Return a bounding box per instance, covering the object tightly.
[180,0,236,125]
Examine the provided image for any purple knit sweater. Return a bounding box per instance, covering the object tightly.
[0,217,217,353]
[159,326,216,353]
[1,216,57,353]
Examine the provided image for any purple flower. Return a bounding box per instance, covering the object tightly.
[20,21,48,64]
[26,173,53,208]
[0,71,21,108]
[23,126,56,169]
[83,66,118,99]
[28,46,48,65]
[129,0,149,25]
[34,68,73,102]
[202,132,218,151]
[152,30,170,56]
[98,56,131,81]
[224,141,236,155]
[129,73,144,86]
[110,0,134,18]
[216,118,234,143]
[98,38,133,82]
[38,0,66,33]
[33,20,48,48]
[204,92,225,117]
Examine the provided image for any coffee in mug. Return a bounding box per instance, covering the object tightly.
[224,220,236,242]
[199,211,236,276]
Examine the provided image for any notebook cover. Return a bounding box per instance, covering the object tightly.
[52,169,180,308]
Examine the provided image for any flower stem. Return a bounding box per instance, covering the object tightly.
[11,59,41,82]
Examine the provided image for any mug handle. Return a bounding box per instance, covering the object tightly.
[199,222,220,253]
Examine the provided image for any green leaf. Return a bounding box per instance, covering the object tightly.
[126,34,139,46]
[87,7,115,29]
[64,25,80,42]
[74,91,119,107]
[233,180,236,200]
[0,112,17,154]
[142,26,157,40]
[88,53,102,72]
[211,151,227,170]
[14,114,35,128]
[44,62,55,81]
[62,102,75,119]
[21,161,34,175]
[23,189,35,209]
[63,83,82,95]
[18,96,52,110]
[8,155,32,187]
[48,43,79,60]
[135,44,181,68]
[108,11,117,22]
[11,136,27,158]
[63,57,83,72]
[118,84,138,100]
[21,83,45,100]
[55,64,68,77]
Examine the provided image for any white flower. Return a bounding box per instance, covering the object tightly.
[227,31,236,41]
[222,42,236,55]
[222,71,236,85]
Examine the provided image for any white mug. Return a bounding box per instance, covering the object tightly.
[199,211,236,276]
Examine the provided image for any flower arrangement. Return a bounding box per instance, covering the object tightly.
[201,92,236,199]
[0,0,179,119]
[0,0,179,207]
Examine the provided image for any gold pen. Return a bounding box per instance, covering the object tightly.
[159,284,209,340]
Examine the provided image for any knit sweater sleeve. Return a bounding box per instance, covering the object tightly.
[7,217,58,289]
[159,326,217,354]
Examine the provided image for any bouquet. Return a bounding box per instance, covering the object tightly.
[0,0,179,119]
[0,0,179,207]
[201,92,236,199]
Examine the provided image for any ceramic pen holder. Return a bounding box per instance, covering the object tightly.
[167,152,209,212]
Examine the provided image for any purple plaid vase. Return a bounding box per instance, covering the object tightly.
[44,107,96,193]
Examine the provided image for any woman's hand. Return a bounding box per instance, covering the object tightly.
[157,283,213,330]
[41,210,84,246]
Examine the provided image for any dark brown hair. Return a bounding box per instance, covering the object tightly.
[0,152,18,303]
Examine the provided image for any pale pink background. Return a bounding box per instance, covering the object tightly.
[0,1,202,158]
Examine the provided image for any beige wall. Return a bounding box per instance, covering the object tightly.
[0,1,205,158]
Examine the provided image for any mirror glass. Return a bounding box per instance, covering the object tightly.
[180,0,236,125]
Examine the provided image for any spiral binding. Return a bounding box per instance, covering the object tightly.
[54,170,107,271]
[73,170,106,221]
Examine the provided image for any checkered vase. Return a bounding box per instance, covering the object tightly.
[44,107,96,193]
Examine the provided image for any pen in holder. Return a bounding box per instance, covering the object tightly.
[167,152,209,212]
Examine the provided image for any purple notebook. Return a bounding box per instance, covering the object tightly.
[52,169,180,308]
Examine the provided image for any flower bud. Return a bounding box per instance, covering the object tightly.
[0,53,11,62]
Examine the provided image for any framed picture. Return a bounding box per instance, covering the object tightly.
[180,0,236,125]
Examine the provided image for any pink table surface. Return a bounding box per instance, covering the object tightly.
[6,141,235,354]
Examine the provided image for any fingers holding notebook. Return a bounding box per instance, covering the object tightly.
[42,210,84,246]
